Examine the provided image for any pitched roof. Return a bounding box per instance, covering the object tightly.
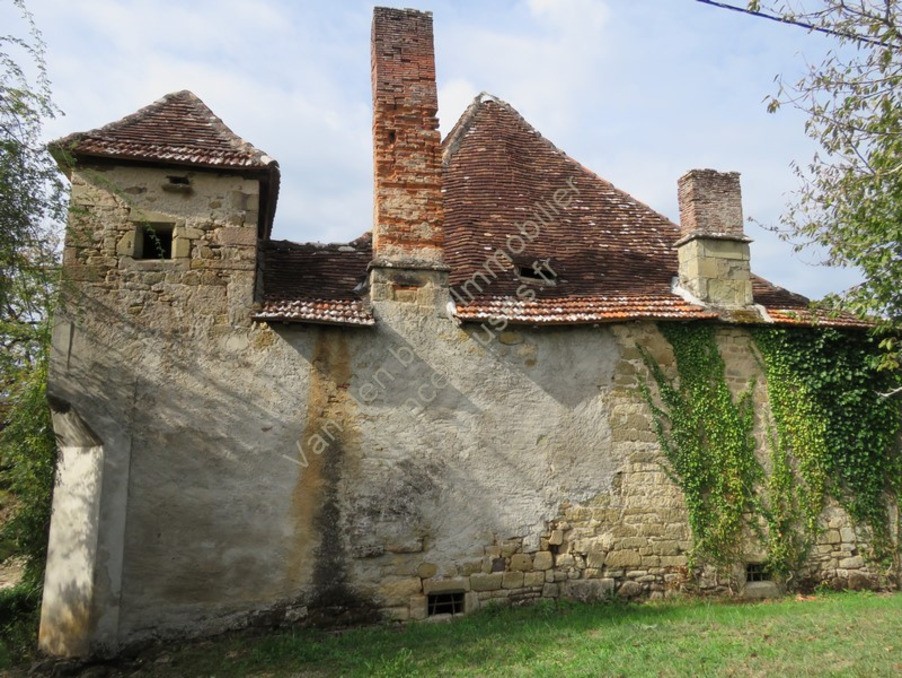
[254,236,374,326]
[249,93,862,330]
[440,95,860,328]
[53,90,277,171]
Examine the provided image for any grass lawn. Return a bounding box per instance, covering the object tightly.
[21,591,900,677]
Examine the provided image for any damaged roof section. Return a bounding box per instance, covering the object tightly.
[254,235,374,326]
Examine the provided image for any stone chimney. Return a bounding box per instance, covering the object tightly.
[369,8,446,306]
[675,169,753,308]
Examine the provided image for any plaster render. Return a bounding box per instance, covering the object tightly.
[39,7,896,658]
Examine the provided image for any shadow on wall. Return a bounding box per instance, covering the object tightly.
[47,280,370,645]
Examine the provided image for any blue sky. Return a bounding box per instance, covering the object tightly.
[4,0,863,299]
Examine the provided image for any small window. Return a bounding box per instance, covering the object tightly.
[745,563,771,583]
[138,224,174,260]
[427,592,464,616]
[162,175,192,194]
[517,261,558,285]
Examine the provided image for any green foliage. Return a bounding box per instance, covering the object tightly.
[0,347,57,587]
[642,323,902,580]
[749,1,902,370]
[0,0,64,657]
[0,583,42,667]
[753,326,902,562]
[640,324,761,570]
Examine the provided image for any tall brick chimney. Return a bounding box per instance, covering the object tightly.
[370,7,445,295]
[674,169,753,308]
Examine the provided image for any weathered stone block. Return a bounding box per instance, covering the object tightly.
[216,227,257,246]
[502,572,524,589]
[409,595,428,621]
[618,581,644,599]
[423,578,469,594]
[524,572,545,587]
[605,549,641,568]
[561,579,614,603]
[377,577,422,605]
[417,563,438,579]
[533,552,553,571]
[838,556,864,569]
[470,573,503,592]
[172,237,191,259]
[510,554,533,572]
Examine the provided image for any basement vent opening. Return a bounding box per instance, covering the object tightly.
[745,563,771,583]
[427,592,464,616]
[139,224,174,260]
[167,175,190,185]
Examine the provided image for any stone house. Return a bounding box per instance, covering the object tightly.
[40,6,895,658]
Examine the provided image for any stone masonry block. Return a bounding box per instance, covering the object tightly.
[510,554,533,572]
[533,552,553,571]
[502,572,524,589]
[470,573,503,592]
[423,577,470,594]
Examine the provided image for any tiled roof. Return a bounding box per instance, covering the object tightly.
[235,92,864,330]
[254,236,374,326]
[750,276,870,328]
[453,294,717,324]
[440,95,864,328]
[440,95,707,324]
[53,90,277,171]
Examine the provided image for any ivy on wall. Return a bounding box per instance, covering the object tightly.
[640,323,761,570]
[642,322,902,580]
[753,327,902,566]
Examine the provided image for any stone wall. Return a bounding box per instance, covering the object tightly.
[43,167,898,654]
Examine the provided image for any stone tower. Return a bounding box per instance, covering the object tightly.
[41,91,279,656]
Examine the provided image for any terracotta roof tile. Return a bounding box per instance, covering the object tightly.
[441,96,709,323]
[54,90,277,171]
[254,237,374,326]
[453,294,717,324]
[247,93,867,331]
[440,95,868,328]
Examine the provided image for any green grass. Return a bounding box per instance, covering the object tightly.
[0,583,42,669]
[47,592,901,677]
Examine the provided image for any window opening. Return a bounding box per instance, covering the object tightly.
[517,261,558,284]
[139,224,174,260]
[745,563,771,582]
[427,592,464,616]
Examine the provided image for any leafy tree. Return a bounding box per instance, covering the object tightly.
[744,1,902,375]
[0,0,63,590]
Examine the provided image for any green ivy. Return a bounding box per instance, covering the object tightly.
[642,323,902,581]
[640,323,761,570]
[753,327,902,564]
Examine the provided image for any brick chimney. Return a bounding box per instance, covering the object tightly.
[674,169,753,308]
[369,8,446,306]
